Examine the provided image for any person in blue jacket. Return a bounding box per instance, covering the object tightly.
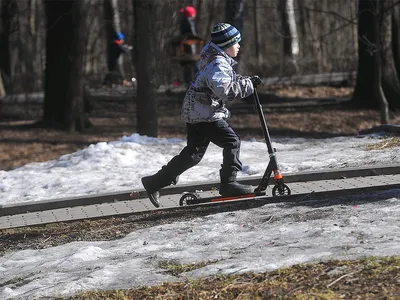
[104,32,132,86]
[142,23,262,208]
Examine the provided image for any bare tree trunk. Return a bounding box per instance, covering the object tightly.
[226,0,245,32]
[65,0,89,131]
[375,1,389,124]
[226,0,246,71]
[43,0,72,127]
[104,0,114,42]
[278,0,299,75]
[381,0,400,110]
[0,0,17,93]
[252,0,261,64]
[392,1,400,77]
[353,0,379,109]
[104,0,115,77]
[0,1,8,95]
[0,68,5,96]
[111,0,121,32]
[133,0,158,137]
[19,0,37,92]
[297,0,307,38]
[43,0,90,131]
[287,0,299,60]
[298,0,323,73]
[29,0,41,90]
[352,0,389,124]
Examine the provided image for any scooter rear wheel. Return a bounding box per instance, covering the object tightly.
[179,193,199,206]
[272,184,291,196]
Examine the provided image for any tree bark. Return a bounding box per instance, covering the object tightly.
[133,0,158,137]
[0,0,17,93]
[376,1,390,123]
[0,68,5,96]
[298,0,324,73]
[43,0,89,131]
[225,0,245,32]
[352,0,389,123]
[226,0,246,71]
[278,0,299,74]
[43,0,72,127]
[111,0,121,33]
[103,0,115,48]
[382,0,400,110]
[252,0,261,64]
[353,0,400,117]
[392,2,400,77]
[65,0,88,131]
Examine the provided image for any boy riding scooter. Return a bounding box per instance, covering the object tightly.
[141,23,263,208]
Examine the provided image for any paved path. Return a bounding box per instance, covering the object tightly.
[1,165,399,230]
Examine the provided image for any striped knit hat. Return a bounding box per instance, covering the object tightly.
[211,23,241,50]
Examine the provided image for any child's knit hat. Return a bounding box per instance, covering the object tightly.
[116,32,125,40]
[211,23,241,50]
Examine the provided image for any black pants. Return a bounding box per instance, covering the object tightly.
[163,119,242,180]
[103,60,123,85]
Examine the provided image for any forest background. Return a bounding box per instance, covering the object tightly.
[1,0,400,170]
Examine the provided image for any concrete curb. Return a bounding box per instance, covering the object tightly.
[169,182,400,215]
[1,164,400,217]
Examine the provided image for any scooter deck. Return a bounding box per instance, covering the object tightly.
[179,190,267,206]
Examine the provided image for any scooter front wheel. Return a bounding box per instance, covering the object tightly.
[272,184,291,196]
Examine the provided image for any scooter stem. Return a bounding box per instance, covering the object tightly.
[253,88,274,155]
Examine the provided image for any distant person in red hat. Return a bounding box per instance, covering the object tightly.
[180,6,197,37]
[178,6,202,86]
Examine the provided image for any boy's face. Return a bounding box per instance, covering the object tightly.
[225,43,240,57]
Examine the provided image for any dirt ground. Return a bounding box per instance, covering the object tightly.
[1,86,400,299]
[1,85,399,171]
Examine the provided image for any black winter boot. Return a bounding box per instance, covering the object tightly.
[219,168,254,197]
[141,166,179,208]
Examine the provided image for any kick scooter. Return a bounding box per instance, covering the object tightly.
[179,88,291,206]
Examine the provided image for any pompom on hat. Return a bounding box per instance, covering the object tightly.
[180,6,196,17]
[211,23,241,50]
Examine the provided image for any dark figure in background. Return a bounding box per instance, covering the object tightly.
[180,5,197,37]
[103,32,133,86]
[179,6,201,85]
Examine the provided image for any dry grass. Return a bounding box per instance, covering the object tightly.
[69,256,400,299]
[365,137,400,151]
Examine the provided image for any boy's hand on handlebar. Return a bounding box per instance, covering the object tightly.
[250,75,263,87]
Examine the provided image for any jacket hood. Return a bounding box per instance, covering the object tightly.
[197,42,237,71]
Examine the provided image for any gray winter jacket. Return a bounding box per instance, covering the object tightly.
[181,42,254,123]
